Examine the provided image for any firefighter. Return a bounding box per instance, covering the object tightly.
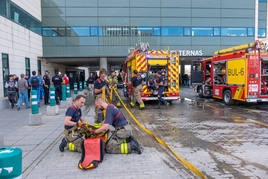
[130,70,145,110]
[92,97,141,154]
[59,95,86,153]
[155,71,166,108]
[108,71,121,108]
[52,72,62,105]
[94,68,109,127]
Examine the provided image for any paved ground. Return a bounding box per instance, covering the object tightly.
[1,88,268,178]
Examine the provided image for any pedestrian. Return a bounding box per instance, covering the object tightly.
[13,74,19,103]
[63,73,69,85]
[52,72,63,105]
[130,70,145,110]
[43,71,50,105]
[92,97,141,154]
[28,71,42,105]
[16,74,29,110]
[5,75,17,109]
[38,74,44,100]
[155,71,166,108]
[87,72,94,92]
[24,75,31,100]
[94,68,109,126]
[59,95,86,152]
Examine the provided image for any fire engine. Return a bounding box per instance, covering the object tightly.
[123,43,180,102]
[191,40,268,105]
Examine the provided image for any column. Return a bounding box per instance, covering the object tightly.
[100,57,108,70]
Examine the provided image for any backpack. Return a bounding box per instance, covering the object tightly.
[78,138,105,169]
[31,76,39,88]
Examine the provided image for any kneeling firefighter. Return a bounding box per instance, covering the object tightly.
[108,71,121,108]
[59,95,86,153]
[92,97,142,154]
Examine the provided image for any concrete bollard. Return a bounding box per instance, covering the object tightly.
[29,90,42,125]
[79,82,83,92]
[83,81,87,90]
[74,83,78,95]
[60,85,68,108]
[31,90,39,114]
[0,133,4,147]
[66,84,72,106]
[47,86,59,116]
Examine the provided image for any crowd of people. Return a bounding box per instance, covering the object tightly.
[5,70,71,110]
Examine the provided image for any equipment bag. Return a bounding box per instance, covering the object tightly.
[78,138,105,170]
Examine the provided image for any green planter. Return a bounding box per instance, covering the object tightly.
[0,147,22,179]
[66,84,71,98]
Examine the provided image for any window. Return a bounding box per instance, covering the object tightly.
[184,27,191,36]
[153,27,160,36]
[258,28,266,38]
[192,27,213,36]
[68,27,90,37]
[221,28,247,37]
[2,53,9,97]
[213,28,220,36]
[259,0,267,2]
[37,60,41,75]
[42,27,65,37]
[0,0,7,17]
[25,58,30,77]
[161,27,183,36]
[7,1,41,35]
[247,28,254,37]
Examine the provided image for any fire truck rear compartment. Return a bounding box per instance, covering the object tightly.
[146,64,169,95]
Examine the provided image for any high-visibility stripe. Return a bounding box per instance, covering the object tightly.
[32,101,38,105]
[50,91,55,94]
[50,96,55,99]
[121,142,125,154]
[124,140,128,154]
[69,143,74,151]
[31,95,37,99]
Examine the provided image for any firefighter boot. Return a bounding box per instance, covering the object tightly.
[130,102,135,108]
[116,102,122,108]
[59,138,67,152]
[139,104,145,110]
[130,139,142,154]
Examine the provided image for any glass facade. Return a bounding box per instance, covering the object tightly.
[42,26,263,37]
[40,0,266,57]
[0,0,41,35]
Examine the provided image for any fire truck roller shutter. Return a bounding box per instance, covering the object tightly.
[148,59,168,66]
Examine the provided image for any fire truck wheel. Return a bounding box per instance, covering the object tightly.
[223,90,234,105]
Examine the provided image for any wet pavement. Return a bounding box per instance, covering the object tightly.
[1,87,267,178]
[130,87,268,178]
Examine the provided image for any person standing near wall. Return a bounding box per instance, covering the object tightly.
[52,72,63,105]
[16,74,29,110]
[5,75,17,109]
[43,71,50,105]
[28,71,42,106]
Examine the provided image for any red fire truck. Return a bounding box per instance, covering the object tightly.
[191,40,268,105]
[123,43,180,102]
